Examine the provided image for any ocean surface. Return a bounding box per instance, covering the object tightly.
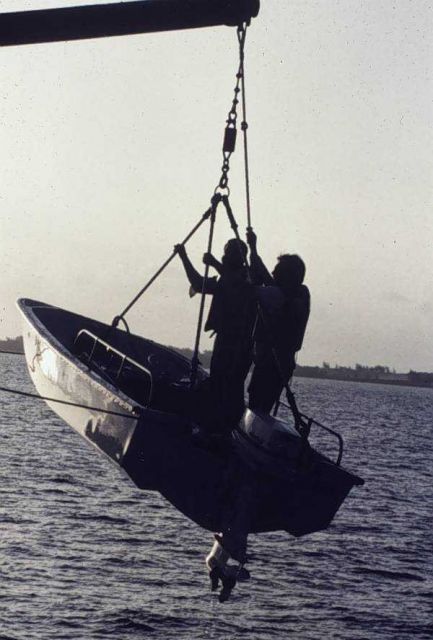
[0,355,432,640]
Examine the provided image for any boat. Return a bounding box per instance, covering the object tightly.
[18,298,364,539]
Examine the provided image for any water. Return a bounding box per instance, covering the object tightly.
[1,355,432,639]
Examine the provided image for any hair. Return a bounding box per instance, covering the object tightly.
[224,238,248,257]
[274,254,306,288]
[223,238,248,268]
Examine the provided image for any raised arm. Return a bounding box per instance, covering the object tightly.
[175,245,217,294]
[203,252,223,275]
[246,229,274,286]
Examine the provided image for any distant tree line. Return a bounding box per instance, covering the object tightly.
[0,336,24,353]
[1,338,432,388]
[295,362,433,387]
[407,370,433,385]
[172,349,432,387]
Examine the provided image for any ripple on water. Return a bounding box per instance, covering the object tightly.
[0,358,432,639]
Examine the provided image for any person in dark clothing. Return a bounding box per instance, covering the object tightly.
[246,229,310,414]
[175,239,256,432]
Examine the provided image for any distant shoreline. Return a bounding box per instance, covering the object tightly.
[172,346,433,390]
[0,337,24,354]
[1,337,431,390]
[293,368,433,390]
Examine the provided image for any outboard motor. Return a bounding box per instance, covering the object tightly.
[233,408,304,476]
[205,536,250,603]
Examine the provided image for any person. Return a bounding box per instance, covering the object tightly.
[246,229,310,413]
[175,239,256,433]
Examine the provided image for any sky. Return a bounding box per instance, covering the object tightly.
[0,0,432,372]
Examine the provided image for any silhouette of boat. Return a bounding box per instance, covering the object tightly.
[18,298,364,537]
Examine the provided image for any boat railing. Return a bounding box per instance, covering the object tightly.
[276,401,344,466]
[74,329,153,407]
[302,413,344,466]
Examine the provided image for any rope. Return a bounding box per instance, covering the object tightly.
[0,384,139,420]
[190,194,221,386]
[0,350,24,356]
[216,196,256,384]
[112,203,215,327]
[111,316,130,333]
[237,24,252,229]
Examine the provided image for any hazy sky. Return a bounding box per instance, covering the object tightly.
[1,0,432,371]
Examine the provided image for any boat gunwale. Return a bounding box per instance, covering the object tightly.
[233,418,364,485]
[17,298,144,416]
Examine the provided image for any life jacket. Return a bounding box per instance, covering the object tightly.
[254,284,310,364]
[205,269,256,346]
